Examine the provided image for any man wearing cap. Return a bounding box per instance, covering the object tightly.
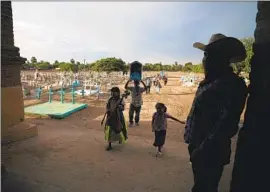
[184,34,248,192]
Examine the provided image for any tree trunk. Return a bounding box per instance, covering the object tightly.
[230,2,270,192]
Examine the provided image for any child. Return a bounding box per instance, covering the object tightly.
[152,103,185,156]
[101,87,128,151]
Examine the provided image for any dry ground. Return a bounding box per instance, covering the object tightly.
[2,72,241,192]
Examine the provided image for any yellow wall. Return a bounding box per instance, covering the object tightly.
[1,86,24,137]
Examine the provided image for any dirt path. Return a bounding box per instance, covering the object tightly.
[2,75,236,192]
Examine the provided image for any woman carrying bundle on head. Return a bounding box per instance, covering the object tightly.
[101,87,128,151]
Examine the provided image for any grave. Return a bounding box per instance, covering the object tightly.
[24,101,88,119]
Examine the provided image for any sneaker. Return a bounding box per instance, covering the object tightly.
[128,123,133,127]
[135,123,139,126]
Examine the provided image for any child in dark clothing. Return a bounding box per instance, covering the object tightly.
[152,103,185,156]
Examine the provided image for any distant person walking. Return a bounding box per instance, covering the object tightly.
[184,34,248,192]
[155,79,162,94]
[125,79,147,127]
[163,75,168,86]
[146,77,152,94]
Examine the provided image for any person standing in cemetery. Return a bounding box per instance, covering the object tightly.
[163,75,168,86]
[155,79,162,94]
[184,34,248,192]
[152,103,185,156]
[101,87,128,151]
[125,79,147,127]
[152,76,157,87]
[145,77,152,94]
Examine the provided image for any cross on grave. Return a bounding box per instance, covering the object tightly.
[47,87,54,103]
[72,79,80,87]
[58,85,65,104]
[71,84,76,104]
[36,87,42,100]
[80,87,85,98]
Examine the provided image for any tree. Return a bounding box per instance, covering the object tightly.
[185,62,193,67]
[53,60,60,69]
[123,63,129,73]
[233,37,254,73]
[91,57,126,73]
[183,62,193,72]
[154,63,162,71]
[59,62,74,71]
[30,56,37,64]
[54,60,59,65]
[190,64,204,73]
[70,59,75,64]
[78,64,86,71]
[37,62,51,70]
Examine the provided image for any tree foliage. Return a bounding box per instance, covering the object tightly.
[30,56,37,64]
[232,37,254,73]
[60,63,73,71]
[90,57,126,73]
[70,58,75,65]
[21,36,253,74]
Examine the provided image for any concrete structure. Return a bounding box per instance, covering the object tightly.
[24,101,88,119]
[1,1,38,143]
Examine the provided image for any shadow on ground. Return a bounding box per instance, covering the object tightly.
[2,172,65,192]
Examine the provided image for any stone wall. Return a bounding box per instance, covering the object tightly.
[1,1,31,139]
[1,1,26,87]
[1,1,15,47]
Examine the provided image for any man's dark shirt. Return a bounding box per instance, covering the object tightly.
[184,72,248,165]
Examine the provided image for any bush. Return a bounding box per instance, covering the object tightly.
[90,57,126,73]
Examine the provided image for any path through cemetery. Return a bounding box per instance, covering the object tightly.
[2,74,238,192]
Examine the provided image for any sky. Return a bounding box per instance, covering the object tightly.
[12,2,257,65]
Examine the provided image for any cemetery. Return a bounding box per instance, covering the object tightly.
[2,1,268,192]
[21,70,131,118]
[179,72,202,87]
